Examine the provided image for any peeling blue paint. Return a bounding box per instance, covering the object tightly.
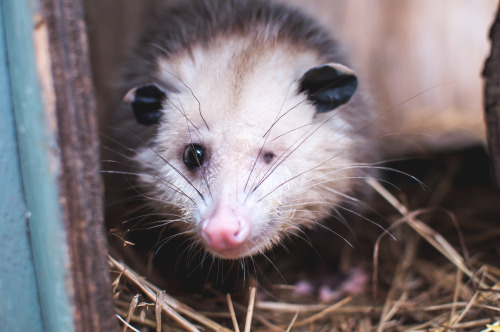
[0,4,44,331]
[1,0,76,331]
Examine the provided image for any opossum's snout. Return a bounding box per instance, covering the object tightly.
[190,148,283,259]
[200,202,251,259]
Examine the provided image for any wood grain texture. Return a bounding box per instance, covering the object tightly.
[38,0,118,330]
[483,3,500,187]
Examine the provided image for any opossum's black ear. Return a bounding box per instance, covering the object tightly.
[124,84,166,125]
[299,63,358,113]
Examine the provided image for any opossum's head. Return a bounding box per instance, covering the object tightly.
[125,41,361,259]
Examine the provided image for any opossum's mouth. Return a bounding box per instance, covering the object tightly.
[201,228,266,259]
[203,238,270,260]
[207,246,254,260]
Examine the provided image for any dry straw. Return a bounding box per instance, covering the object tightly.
[111,177,500,331]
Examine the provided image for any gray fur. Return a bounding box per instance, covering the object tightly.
[122,0,347,88]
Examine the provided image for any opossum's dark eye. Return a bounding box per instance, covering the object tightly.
[262,152,275,164]
[183,144,205,169]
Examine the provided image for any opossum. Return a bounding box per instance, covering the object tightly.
[121,0,376,260]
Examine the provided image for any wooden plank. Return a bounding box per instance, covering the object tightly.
[37,0,118,330]
[0,3,44,331]
[3,0,117,330]
[483,3,500,187]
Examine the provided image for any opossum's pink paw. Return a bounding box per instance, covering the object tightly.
[318,286,342,302]
[293,267,368,303]
[340,267,369,295]
[294,280,315,295]
[320,267,368,302]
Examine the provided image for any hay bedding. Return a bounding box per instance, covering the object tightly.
[110,147,500,331]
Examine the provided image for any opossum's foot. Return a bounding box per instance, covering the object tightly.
[294,267,368,302]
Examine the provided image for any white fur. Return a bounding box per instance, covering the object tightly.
[136,36,358,258]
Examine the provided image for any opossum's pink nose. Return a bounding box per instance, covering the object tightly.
[201,204,250,253]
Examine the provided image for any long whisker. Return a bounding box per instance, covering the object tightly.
[262,98,307,139]
[131,219,185,231]
[330,207,358,245]
[121,212,183,224]
[247,116,320,199]
[101,170,196,205]
[142,139,206,203]
[183,101,213,199]
[244,83,294,193]
[166,95,201,134]
[282,199,391,240]
[305,174,403,192]
[247,83,357,197]
[252,106,346,197]
[307,164,426,189]
[260,252,287,285]
[150,42,209,131]
[101,131,206,202]
[163,66,210,132]
[248,80,446,203]
[154,230,196,257]
[270,121,318,142]
[258,158,425,206]
[334,205,395,240]
[318,185,388,220]
[101,154,183,193]
[282,215,354,248]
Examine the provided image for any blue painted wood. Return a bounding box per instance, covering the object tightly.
[0,3,44,331]
[1,0,76,331]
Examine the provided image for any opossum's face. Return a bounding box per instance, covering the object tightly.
[126,43,359,259]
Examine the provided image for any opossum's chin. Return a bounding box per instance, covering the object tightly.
[204,245,259,260]
[202,236,274,259]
